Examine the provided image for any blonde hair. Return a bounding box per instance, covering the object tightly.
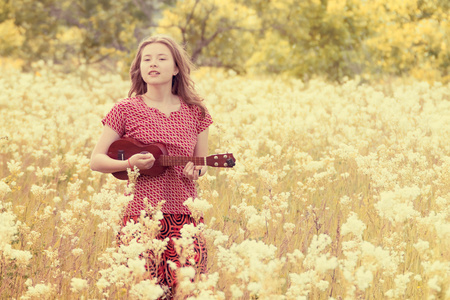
[128,35,206,116]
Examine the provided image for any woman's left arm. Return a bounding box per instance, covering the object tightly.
[183,128,209,180]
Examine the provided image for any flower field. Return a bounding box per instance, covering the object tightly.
[0,64,449,299]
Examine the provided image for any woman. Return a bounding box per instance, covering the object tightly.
[90,34,212,298]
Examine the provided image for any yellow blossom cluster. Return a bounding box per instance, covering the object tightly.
[0,63,449,299]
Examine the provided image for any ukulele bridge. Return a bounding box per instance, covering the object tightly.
[118,150,125,160]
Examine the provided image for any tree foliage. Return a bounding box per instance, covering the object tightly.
[1,0,167,70]
[0,0,448,82]
[152,0,263,74]
[156,0,449,82]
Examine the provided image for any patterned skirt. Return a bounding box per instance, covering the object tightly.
[117,214,208,298]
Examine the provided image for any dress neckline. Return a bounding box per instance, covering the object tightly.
[138,95,183,118]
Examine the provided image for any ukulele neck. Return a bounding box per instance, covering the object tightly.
[159,155,206,166]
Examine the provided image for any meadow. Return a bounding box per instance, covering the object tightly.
[0,63,449,299]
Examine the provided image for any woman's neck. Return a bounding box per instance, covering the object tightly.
[144,85,176,104]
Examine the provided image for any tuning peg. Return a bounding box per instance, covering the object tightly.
[226,158,235,167]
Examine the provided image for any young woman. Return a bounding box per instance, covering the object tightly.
[90,35,212,298]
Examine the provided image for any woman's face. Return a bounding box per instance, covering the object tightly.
[140,42,178,88]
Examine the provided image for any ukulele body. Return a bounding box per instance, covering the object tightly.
[107,138,168,180]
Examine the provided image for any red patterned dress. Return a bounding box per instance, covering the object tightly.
[102,96,213,295]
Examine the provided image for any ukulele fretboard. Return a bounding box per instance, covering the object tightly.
[160,155,206,166]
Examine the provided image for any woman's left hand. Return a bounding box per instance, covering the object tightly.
[183,162,203,180]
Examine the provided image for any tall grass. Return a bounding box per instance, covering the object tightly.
[1,64,449,299]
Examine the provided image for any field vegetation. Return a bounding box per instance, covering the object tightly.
[0,64,449,299]
[1,0,449,298]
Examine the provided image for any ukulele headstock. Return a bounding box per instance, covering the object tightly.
[206,153,236,168]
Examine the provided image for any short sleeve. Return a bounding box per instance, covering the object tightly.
[102,102,126,136]
[196,106,213,134]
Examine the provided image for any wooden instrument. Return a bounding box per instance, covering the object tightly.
[107,138,236,180]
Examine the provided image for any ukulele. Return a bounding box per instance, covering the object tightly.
[107,138,236,180]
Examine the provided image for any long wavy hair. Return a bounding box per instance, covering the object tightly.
[128,35,206,116]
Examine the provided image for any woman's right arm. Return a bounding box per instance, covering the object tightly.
[90,126,155,173]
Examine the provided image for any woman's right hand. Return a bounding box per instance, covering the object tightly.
[91,126,157,174]
[128,152,155,170]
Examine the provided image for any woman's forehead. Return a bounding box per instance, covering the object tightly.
[142,43,172,56]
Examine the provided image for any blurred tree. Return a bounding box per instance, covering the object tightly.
[241,0,448,82]
[154,0,373,80]
[2,0,169,71]
[1,0,448,82]
[363,0,449,82]
[241,0,372,81]
[0,19,24,57]
[6,0,67,67]
[155,0,261,73]
[0,1,24,57]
